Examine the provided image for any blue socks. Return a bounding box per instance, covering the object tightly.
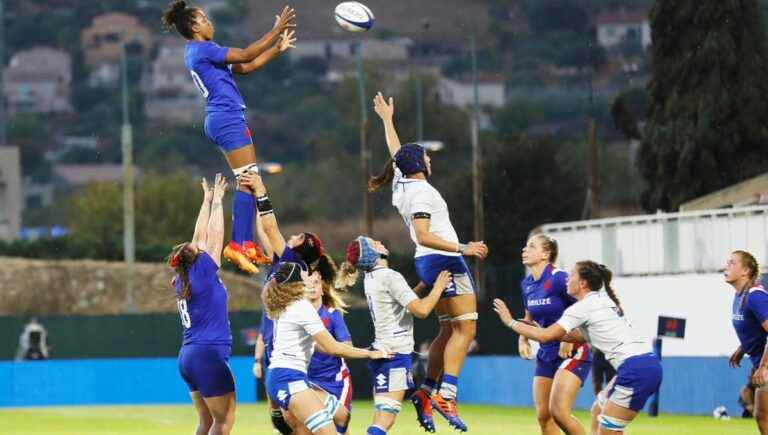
[367,426,386,435]
[232,190,254,244]
[335,423,348,434]
[421,377,437,394]
[439,374,458,400]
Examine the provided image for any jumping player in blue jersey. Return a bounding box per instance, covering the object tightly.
[495,261,663,435]
[727,250,768,434]
[168,173,237,435]
[370,92,488,432]
[519,234,592,435]
[162,0,296,274]
[263,262,391,435]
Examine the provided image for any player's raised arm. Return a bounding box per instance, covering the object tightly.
[225,6,295,64]
[191,177,213,252]
[205,173,228,266]
[232,29,296,75]
[240,173,288,257]
[373,92,402,157]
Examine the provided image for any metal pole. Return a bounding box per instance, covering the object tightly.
[0,0,7,145]
[416,19,430,142]
[356,41,373,236]
[121,44,136,312]
[470,32,485,295]
[583,0,600,219]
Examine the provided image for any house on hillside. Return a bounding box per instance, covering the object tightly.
[81,13,154,86]
[437,76,505,109]
[596,10,651,50]
[4,47,72,115]
[145,38,203,124]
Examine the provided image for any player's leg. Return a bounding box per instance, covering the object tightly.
[753,386,768,434]
[368,391,407,434]
[549,369,587,435]
[208,111,268,273]
[310,383,351,435]
[412,301,450,432]
[269,396,295,435]
[203,392,237,435]
[533,376,558,435]
[597,354,662,434]
[430,293,476,432]
[287,389,336,435]
[190,391,214,435]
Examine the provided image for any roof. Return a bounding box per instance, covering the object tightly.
[54,164,140,186]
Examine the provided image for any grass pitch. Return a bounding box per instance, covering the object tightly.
[0,401,754,434]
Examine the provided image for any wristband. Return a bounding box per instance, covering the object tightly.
[507,319,518,329]
[458,243,468,254]
[256,195,274,216]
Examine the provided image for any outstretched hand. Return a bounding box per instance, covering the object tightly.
[493,298,514,327]
[373,92,394,121]
[273,6,296,32]
[212,173,228,202]
[201,177,213,202]
[277,29,296,52]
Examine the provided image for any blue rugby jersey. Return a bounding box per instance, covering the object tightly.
[259,311,274,359]
[733,285,768,367]
[185,40,246,113]
[308,305,352,383]
[521,264,575,360]
[175,252,232,346]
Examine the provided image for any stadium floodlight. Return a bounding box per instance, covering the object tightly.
[419,140,445,152]
[258,162,284,175]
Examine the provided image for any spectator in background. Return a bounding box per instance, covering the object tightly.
[15,317,49,361]
[591,349,616,396]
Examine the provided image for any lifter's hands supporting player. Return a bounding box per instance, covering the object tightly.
[240,172,267,197]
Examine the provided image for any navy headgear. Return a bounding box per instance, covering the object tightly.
[394,143,427,176]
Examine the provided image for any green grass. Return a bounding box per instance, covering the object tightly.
[0,402,756,434]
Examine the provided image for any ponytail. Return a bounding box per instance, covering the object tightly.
[162,0,198,39]
[575,260,623,316]
[335,261,360,290]
[368,158,395,192]
[168,242,198,300]
[597,264,623,316]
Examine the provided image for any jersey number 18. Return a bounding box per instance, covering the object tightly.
[177,299,192,328]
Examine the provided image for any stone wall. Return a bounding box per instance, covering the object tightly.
[0,257,264,315]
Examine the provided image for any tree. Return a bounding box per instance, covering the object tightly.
[447,136,584,270]
[638,0,768,211]
[67,172,204,249]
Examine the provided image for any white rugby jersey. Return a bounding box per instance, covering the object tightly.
[269,299,326,373]
[557,291,651,369]
[364,267,419,354]
[391,167,460,258]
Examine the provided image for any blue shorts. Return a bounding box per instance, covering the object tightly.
[368,353,415,394]
[204,110,253,153]
[178,344,235,398]
[311,376,353,411]
[266,367,311,410]
[414,254,475,298]
[604,353,663,411]
[534,344,592,384]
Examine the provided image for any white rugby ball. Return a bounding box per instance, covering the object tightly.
[334,2,375,32]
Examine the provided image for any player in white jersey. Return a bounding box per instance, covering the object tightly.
[494,261,663,435]
[264,262,391,435]
[370,92,488,432]
[336,236,452,435]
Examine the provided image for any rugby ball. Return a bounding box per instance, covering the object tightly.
[334,2,375,32]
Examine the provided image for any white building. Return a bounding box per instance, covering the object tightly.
[4,47,72,115]
[538,206,768,357]
[288,37,412,62]
[0,146,22,241]
[145,39,203,124]
[437,77,505,109]
[596,10,651,50]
